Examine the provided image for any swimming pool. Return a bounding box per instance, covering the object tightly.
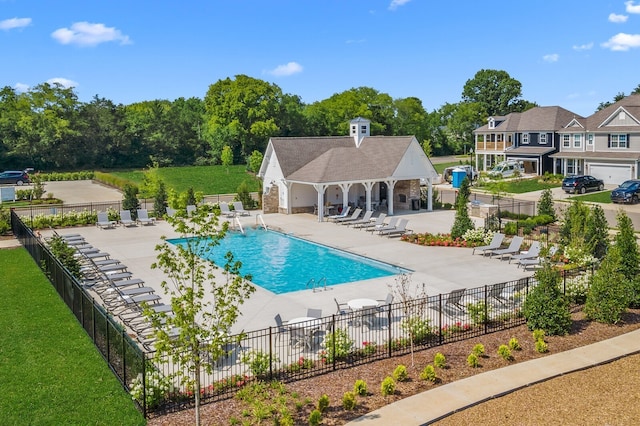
[168,228,409,294]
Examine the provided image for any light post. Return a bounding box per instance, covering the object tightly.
[469,148,474,168]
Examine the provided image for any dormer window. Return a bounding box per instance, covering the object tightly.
[488,117,495,129]
[522,133,529,144]
[540,133,547,144]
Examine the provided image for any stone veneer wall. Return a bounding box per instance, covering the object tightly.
[394,179,421,210]
[262,185,279,214]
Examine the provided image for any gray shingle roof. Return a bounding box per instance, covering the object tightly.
[584,93,640,132]
[269,136,417,183]
[474,106,583,133]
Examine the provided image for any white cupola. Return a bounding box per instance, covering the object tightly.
[350,117,370,147]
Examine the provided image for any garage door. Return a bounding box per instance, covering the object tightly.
[589,164,632,185]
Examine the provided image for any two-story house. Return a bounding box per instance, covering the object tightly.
[551,94,640,184]
[473,106,582,176]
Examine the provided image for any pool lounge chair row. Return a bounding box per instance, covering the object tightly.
[472,233,560,270]
[96,209,156,229]
[51,233,174,350]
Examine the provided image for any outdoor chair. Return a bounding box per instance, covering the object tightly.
[378,218,409,237]
[219,202,236,218]
[334,298,352,315]
[368,216,399,234]
[509,241,540,264]
[96,211,116,229]
[136,209,156,226]
[333,208,362,224]
[344,210,373,227]
[432,288,467,318]
[186,204,197,217]
[165,207,177,218]
[488,236,524,260]
[487,281,509,306]
[354,213,386,229]
[327,206,351,221]
[119,210,137,227]
[232,201,250,216]
[306,308,322,318]
[472,233,505,255]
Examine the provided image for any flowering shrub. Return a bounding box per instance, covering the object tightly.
[322,328,354,363]
[440,321,471,337]
[361,341,377,356]
[211,374,249,393]
[403,231,491,248]
[563,245,597,268]
[129,369,172,409]
[462,228,494,245]
[287,356,314,372]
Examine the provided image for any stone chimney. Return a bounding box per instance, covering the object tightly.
[350,117,370,147]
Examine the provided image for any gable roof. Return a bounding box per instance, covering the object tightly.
[584,93,640,131]
[475,106,583,133]
[266,135,436,184]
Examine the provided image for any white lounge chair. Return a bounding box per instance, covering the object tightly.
[119,210,137,227]
[368,217,399,234]
[334,208,362,224]
[509,241,540,263]
[219,202,236,218]
[354,213,386,229]
[489,236,524,260]
[378,218,410,237]
[136,209,156,226]
[96,212,116,229]
[327,206,351,222]
[472,233,505,255]
[344,210,373,226]
[165,207,177,218]
[186,205,197,217]
[232,201,250,216]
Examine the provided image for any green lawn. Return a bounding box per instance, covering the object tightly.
[433,162,465,174]
[570,190,613,203]
[0,248,146,425]
[110,165,262,194]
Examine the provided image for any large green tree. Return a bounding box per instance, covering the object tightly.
[461,69,525,117]
[203,75,282,163]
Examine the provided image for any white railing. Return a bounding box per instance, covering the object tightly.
[255,214,267,230]
[233,216,245,235]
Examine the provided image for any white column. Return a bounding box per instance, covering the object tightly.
[427,179,433,211]
[338,183,352,210]
[385,179,397,215]
[313,184,328,222]
[363,181,375,211]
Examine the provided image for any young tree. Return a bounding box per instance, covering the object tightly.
[235,180,256,210]
[144,210,255,425]
[153,180,168,217]
[122,184,140,220]
[221,145,233,173]
[613,210,640,280]
[451,176,474,239]
[388,274,428,367]
[585,205,609,260]
[247,150,263,174]
[522,263,572,335]
[584,246,629,324]
[536,188,556,221]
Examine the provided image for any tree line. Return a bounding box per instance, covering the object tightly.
[1,69,636,172]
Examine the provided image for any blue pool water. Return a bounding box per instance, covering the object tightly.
[168,228,409,294]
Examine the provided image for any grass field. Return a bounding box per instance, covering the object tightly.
[110,165,262,194]
[0,248,146,425]
[477,177,561,194]
[570,190,613,203]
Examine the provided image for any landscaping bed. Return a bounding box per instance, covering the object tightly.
[148,306,640,425]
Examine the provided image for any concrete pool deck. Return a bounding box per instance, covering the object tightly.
[39,208,532,334]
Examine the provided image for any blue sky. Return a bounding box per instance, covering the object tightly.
[2,0,639,117]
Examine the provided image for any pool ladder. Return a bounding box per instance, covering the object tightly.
[307,277,328,292]
[255,214,267,230]
[232,216,245,235]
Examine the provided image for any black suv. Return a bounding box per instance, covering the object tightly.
[561,175,604,194]
[0,170,31,185]
[611,179,640,204]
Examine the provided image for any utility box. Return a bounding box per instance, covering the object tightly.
[452,169,466,188]
[411,198,420,211]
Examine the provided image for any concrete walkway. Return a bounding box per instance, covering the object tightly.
[347,328,640,425]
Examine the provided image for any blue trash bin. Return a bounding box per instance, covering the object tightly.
[452,169,466,188]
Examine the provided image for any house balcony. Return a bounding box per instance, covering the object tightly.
[475,141,513,152]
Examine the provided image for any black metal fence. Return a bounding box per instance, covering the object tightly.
[10,210,594,418]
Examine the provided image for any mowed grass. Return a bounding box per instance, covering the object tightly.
[570,190,613,203]
[0,248,145,425]
[110,165,261,194]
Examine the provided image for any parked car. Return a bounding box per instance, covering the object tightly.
[561,175,605,194]
[487,161,524,178]
[0,170,31,185]
[442,165,478,183]
[611,179,640,204]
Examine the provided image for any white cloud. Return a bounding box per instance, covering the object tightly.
[14,83,29,93]
[51,22,131,47]
[346,39,366,44]
[625,0,640,13]
[572,42,594,51]
[389,0,411,11]
[609,13,628,23]
[573,42,593,50]
[267,62,303,77]
[0,17,31,30]
[46,77,78,89]
[543,54,559,62]
[601,32,640,51]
